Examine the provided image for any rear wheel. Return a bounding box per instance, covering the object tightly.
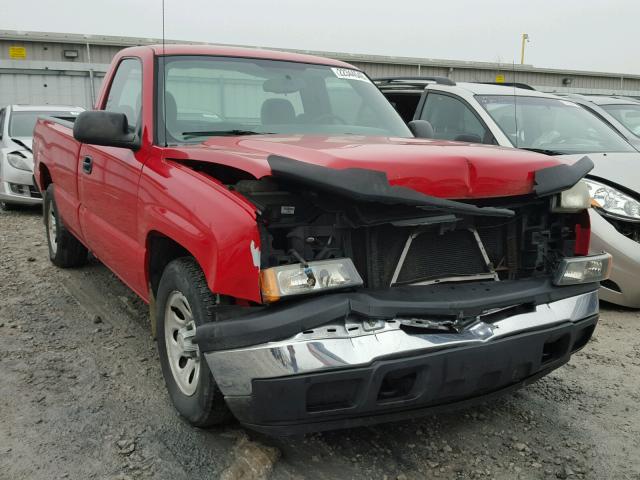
[44,184,88,268]
[156,257,232,427]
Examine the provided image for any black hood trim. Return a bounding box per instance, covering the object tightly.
[267,155,514,218]
[533,156,593,196]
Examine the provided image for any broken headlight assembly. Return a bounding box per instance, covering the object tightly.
[553,252,612,286]
[584,178,640,221]
[6,151,33,172]
[260,258,363,303]
[551,181,591,213]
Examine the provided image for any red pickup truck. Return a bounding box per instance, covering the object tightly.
[33,44,610,435]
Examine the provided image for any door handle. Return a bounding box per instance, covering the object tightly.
[82,156,93,174]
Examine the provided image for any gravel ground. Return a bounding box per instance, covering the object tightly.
[1,206,639,480]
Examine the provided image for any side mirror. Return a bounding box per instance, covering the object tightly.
[73,111,140,150]
[408,120,434,139]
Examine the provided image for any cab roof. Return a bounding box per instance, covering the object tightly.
[144,44,358,70]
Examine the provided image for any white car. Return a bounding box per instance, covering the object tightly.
[377,78,640,308]
[0,105,84,210]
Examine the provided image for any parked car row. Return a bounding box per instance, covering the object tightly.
[376,78,640,308]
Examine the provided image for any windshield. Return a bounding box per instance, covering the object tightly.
[601,103,640,138]
[158,56,411,143]
[476,95,635,154]
[9,110,80,137]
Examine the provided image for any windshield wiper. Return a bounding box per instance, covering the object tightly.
[520,147,565,156]
[181,130,273,139]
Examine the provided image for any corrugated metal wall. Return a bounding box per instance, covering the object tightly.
[0,40,122,64]
[0,72,102,107]
[2,35,640,108]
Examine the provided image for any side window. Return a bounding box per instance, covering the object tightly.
[421,93,490,143]
[0,108,5,140]
[104,58,142,132]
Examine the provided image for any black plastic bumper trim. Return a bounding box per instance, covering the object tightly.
[194,279,598,352]
[226,315,598,436]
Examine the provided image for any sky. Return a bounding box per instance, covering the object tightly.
[2,0,639,74]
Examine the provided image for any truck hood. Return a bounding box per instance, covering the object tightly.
[558,152,640,192]
[166,135,563,199]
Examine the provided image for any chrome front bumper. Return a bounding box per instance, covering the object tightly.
[204,290,599,397]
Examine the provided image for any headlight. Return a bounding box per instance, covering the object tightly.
[260,258,363,303]
[553,253,612,286]
[551,181,591,212]
[584,179,640,221]
[6,152,33,172]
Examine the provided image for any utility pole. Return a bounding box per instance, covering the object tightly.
[520,33,530,65]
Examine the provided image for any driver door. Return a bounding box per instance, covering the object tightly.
[77,57,148,295]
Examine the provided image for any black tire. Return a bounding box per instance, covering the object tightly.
[156,257,233,427]
[44,184,88,268]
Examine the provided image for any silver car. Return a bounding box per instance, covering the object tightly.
[377,80,640,307]
[561,94,640,150]
[0,105,83,210]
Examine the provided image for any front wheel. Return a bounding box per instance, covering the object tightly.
[44,184,87,268]
[156,257,232,427]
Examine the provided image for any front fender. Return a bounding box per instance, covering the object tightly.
[138,156,261,303]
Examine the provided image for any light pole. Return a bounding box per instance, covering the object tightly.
[520,33,530,65]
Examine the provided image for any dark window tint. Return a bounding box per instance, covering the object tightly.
[105,58,142,132]
[383,93,422,123]
[0,108,5,139]
[421,93,490,143]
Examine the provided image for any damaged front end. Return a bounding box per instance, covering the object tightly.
[194,155,608,434]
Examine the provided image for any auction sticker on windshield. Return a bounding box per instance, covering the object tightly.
[332,67,371,83]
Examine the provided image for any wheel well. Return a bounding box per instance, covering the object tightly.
[147,233,193,295]
[39,163,53,191]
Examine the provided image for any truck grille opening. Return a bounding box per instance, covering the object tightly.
[248,176,580,291]
[395,229,490,284]
[352,221,504,288]
[348,203,579,289]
